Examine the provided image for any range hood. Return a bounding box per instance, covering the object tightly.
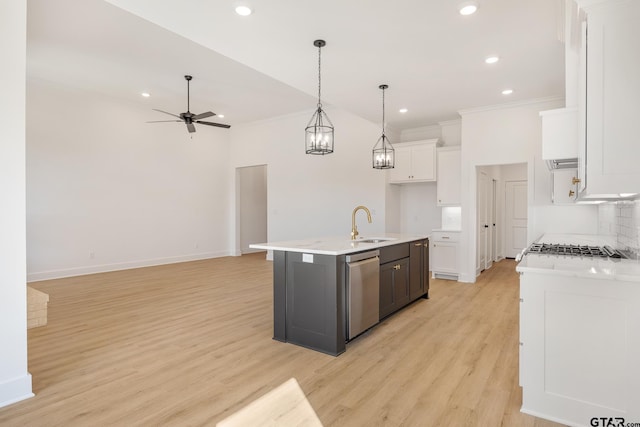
[546,158,578,170]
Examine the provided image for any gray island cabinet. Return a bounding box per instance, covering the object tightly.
[250,234,430,356]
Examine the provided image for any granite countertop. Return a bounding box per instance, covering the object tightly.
[516,233,640,282]
[249,233,429,256]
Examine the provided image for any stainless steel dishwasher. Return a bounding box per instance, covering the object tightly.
[346,250,380,340]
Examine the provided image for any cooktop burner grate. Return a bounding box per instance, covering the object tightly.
[525,243,623,258]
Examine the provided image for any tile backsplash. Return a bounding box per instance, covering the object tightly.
[598,200,640,256]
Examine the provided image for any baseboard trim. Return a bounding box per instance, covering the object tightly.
[520,407,579,427]
[27,251,230,282]
[0,374,33,409]
[458,273,476,283]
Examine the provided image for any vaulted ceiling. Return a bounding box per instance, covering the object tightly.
[27,0,565,130]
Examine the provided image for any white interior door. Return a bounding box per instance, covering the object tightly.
[505,180,528,258]
[477,171,489,273]
[491,179,498,262]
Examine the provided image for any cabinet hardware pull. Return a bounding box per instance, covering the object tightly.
[442,236,450,239]
[572,177,581,185]
[424,243,428,247]
[393,264,401,270]
[569,190,575,197]
[415,243,422,246]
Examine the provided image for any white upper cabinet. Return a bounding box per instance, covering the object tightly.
[576,0,640,199]
[551,169,579,204]
[540,107,578,161]
[388,139,441,184]
[436,146,461,206]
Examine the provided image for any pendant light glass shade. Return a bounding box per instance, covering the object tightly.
[372,84,394,169]
[305,40,334,155]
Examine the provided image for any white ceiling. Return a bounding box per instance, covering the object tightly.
[27,0,565,131]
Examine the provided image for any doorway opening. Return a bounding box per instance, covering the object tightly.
[235,165,267,255]
[476,163,527,276]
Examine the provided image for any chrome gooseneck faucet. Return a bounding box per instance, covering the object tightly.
[351,205,372,240]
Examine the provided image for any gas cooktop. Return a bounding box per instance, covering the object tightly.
[525,243,625,258]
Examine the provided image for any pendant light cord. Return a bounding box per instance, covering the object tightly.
[317,44,322,109]
[381,86,386,137]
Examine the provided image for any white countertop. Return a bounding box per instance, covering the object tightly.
[249,233,429,256]
[516,233,640,282]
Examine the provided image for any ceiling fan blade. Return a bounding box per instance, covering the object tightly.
[187,123,196,133]
[192,111,215,120]
[196,120,231,129]
[146,120,182,123]
[152,108,181,118]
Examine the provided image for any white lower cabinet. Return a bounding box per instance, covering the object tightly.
[519,271,640,426]
[430,230,459,280]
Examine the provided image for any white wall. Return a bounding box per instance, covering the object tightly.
[26,78,232,281]
[459,98,599,282]
[397,183,441,234]
[0,1,33,408]
[229,107,388,245]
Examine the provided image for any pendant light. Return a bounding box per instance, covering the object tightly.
[372,84,395,169]
[305,40,334,155]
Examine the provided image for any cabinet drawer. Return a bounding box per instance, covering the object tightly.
[379,243,410,264]
[431,231,460,243]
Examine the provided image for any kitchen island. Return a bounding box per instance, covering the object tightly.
[250,233,430,356]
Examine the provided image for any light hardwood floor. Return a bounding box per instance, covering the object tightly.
[0,254,563,426]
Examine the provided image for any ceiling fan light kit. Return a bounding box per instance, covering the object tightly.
[305,39,334,155]
[148,75,230,134]
[372,84,395,170]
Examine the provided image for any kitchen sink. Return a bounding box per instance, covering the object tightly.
[358,237,396,243]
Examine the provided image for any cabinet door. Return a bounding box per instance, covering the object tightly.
[388,146,412,183]
[379,258,410,318]
[552,169,578,204]
[436,148,461,205]
[431,241,458,275]
[582,1,640,196]
[393,258,410,309]
[422,239,430,297]
[379,262,396,318]
[411,144,436,181]
[409,241,423,300]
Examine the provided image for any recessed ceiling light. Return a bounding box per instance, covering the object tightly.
[399,108,408,114]
[217,114,225,118]
[485,56,499,64]
[459,1,478,15]
[502,89,514,95]
[141,92,150,98]
[235,5,252,16]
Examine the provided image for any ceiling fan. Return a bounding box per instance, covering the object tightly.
[147,75,230,133]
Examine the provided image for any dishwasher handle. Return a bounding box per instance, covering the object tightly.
[346,250,380,263]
